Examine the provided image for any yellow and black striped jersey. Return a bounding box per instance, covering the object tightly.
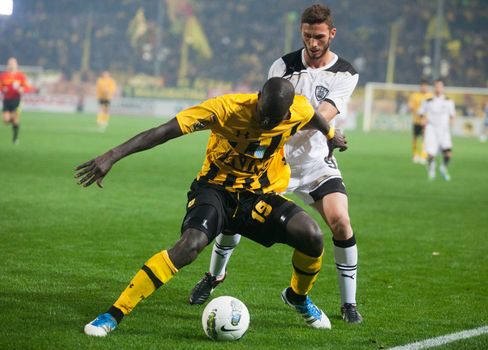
[176,93,315,193]
[409,91,433,124]
[96,76,117,100]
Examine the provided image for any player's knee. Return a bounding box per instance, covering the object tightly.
[328,213,352,240]
[286,212,323,256]
[302,219,324,257]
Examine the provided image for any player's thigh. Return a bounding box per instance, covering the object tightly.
[289,157,344,205]
[424,127,439,156]
[233,193,293,246]
[181,181,234,244]
[2,111,10,123]
[11,110,20,124]
[235,193,323,256]
[2,101,13,123]
[439,132,452,152]
[413,124,423,138]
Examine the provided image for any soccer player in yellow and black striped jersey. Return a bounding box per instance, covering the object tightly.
[408,79,433,164]
[96,71,117,131]
[76,78,348,336]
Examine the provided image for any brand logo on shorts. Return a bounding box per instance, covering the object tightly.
[315,85,329,101]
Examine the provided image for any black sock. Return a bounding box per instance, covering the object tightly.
[107,306,124,324]
[12,124,19,142]
[286,287,307,304]
[443,155,450,166]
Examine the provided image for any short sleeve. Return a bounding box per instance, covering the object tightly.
[323,73,359,115]
[267,58,286,79]
[175,97,224,134]
[291,95,315,128]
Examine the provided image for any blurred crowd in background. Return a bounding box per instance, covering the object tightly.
[0,0,486,93]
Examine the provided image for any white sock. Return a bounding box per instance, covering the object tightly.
[428,159,436,176]
[333,235,358,305]
[209,233,241,278]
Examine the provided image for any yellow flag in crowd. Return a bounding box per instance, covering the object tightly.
[127,8,148,48]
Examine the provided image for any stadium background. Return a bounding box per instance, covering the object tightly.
[1,1,487,349]
[0,0,487,121]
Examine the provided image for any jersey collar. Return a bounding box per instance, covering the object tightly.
[301,49,338,70]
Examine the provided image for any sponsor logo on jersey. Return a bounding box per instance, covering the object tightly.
[315,85,329,101]
[254,146,267,159]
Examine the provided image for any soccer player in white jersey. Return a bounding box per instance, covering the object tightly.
[189,4,362,324]
[419,79,456,181]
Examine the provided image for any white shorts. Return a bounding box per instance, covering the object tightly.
[285,155,345,205]
[425,125,452,155]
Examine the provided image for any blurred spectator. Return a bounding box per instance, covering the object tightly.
[0,0,485,90]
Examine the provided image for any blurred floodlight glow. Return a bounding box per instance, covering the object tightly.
[0,0,13,16]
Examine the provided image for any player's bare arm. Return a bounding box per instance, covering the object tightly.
[317,100,339,122]
[75,118,183,188]
[305,111,348,158]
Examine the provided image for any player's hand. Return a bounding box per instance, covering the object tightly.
[326,129,348,159]
[75,152,114,188]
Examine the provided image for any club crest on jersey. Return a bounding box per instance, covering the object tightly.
[191,115,216,132]
[191,120,209,131]
[254,146,267,159]
[315,85,329,101]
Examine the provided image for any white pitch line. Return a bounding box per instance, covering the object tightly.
[388,325,488,350]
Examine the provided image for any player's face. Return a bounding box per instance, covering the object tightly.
[301,23,336,62]
[434,81,444,95]
[7,58,18,72]
[420,83,429,93]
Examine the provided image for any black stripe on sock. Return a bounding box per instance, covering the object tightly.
[141,265,163,289]
[335,264,357,271]
[107,306,124,324]
[292,263,320,276]
[333,234,356,248]
[215,242,236,250]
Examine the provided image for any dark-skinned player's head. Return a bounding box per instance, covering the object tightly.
[257,77,295,130]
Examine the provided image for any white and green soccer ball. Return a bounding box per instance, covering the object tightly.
[202,296,250,341]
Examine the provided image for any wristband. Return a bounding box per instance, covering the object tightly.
[326,126,335,140]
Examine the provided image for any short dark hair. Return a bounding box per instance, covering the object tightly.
[301,4,334,28]
[420,79,429,85]
[434,78,444,84]
[260,77,295,119]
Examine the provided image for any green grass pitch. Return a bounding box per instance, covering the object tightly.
[1,111,487,349]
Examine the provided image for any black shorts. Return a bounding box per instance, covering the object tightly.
[99,99,111,106]
[413,124,423,137]
[181,180,303,247]
[2,99,20,112]
[309,177,347,202]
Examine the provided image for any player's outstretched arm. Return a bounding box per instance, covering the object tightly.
[305,111,348,158]
[75,118,183,188]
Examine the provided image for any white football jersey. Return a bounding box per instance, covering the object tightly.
[268,49,359,167]
[419,95,455,130]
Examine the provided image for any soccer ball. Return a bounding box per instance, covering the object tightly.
[201,296,250,341]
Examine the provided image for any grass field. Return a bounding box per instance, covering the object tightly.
[1,111,487,349]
